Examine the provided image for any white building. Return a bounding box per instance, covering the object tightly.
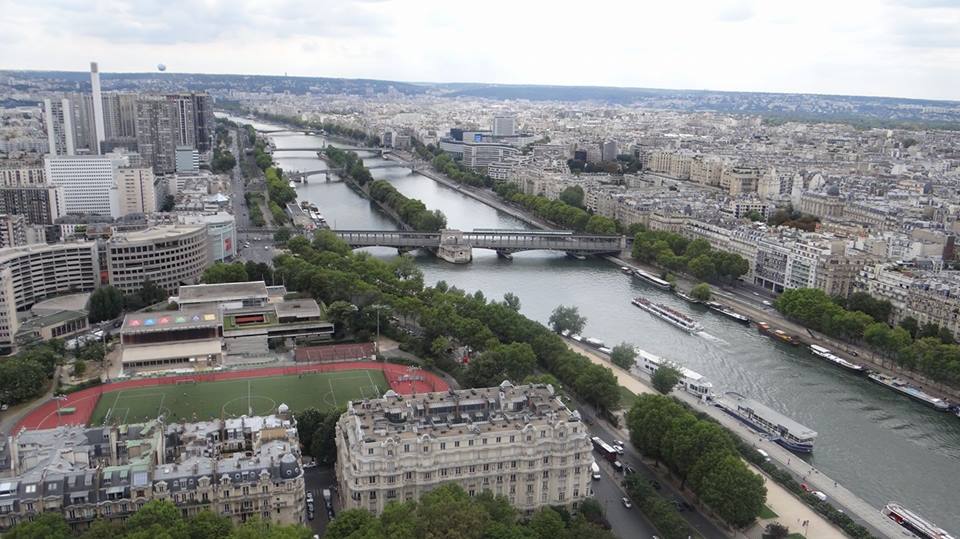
[178,212,237,262]
[336,382,593,515]
[115,166,156,216]
[175,146,200,173]
[492,115,516,137]
[42,98,76,156]
[44,154,121,217]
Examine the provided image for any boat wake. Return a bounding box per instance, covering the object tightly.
[698,331,727,344]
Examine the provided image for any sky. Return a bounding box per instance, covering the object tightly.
[2,0,960,101]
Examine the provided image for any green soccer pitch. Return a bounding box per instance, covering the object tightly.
[89,369,388,426]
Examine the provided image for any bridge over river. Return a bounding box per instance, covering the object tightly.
[333,228,627,263]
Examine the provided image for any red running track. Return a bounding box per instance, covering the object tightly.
[13,361,448,432]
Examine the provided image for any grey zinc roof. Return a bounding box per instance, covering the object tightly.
[177,281,269,303]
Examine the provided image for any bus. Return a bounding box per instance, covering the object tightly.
[591,436,618,463]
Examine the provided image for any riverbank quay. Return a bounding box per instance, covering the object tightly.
[608,253,960,405]
[566,339,901,539]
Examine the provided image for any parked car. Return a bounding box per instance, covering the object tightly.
[621,497,633,509]
[624,465,636,476]
[612,461,623,473]
[307,511,315,521]
[812,491,828,502]
[305,492,314,502]
[612,444,624,455]
[613,439,625,447]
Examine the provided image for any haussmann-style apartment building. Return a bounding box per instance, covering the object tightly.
[336,382,593,515]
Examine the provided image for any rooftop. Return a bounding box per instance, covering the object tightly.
[109,224,205,244]
[177,281,269,304]
[121,309,221,333]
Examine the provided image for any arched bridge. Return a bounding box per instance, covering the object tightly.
[272,146,383,154]
[288,163,414,182]
[259,129,325,135]
[333,229,627,263]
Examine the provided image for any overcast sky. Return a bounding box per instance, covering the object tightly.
[2,0,959,101]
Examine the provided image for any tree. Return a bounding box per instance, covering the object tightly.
[88,285,124,322]
[414,483,491,539]
[688,255,717,282]
[273,227,292,244]
[763,523,790,539]
[690,283,712,302]
[694,453,766,528]
[559,186,585,208]
[187,510,234,539]
[72,359,87,377]
[159,194,176,212]
[549,305,586,335]
[0,357,48,404]
[503,292,521,312]
[309,409,342,464]
[324,509,381,539]
[529,507,567,539]
[465,343,537,387]
[126,500,188,538]
[4,512,71,539]
[651,364,682,394]
[78,341,106,363]
[746,210,764,222]
[899,316,919,338]
[201,262,250,284]
[610,342,637,370]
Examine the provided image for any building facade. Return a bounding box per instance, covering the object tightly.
[115,166,156,217]
[44,154,121,217]
[336,382,593,515]
[0,415,305,533]
[0,160,46,187]
[42,98,76,156]
[106,224,209,294]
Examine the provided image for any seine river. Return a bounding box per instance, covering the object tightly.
[228,116,960,534]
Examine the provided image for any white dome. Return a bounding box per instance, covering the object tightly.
[278,403,289,413]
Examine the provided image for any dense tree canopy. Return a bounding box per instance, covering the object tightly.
[202,262,250,284]
[88,285,124,322]
[626,395,766,528]
[325,484,615,539]
[548,305,587,335]
[651,364,682,394]
[690,283,712,302]
[632,232,748,283]
[368,180,447,232]
[3,500,312,539]
[494,183,619,234]
[0,341,62,405]
[610,342,637,370]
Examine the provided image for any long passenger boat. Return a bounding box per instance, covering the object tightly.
[868,373,950,411]
[756,321,801,346]
[631,297,702,333]
[704,301,751,324]
[631,269,672,290]
[634,348,713,400]
[716,392,817,453]
[808,344,865,374]
[882,503,956,539]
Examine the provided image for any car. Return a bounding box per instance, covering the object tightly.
[264,245,270,250]
[624,465,636,476]
[612,439,625,447]
[307,511,315,520]
[612,461,623,473]
[612,444,624,455]
[307,502,314,512]
[649,479,662,490]
[621,497,632,509]
[305,492,314,502]
[800,482,811,492]
[762,300,772,306]
[304,461,317,469]
[0,404,8,411]
[812,491,828,502]
[674,499,694,512]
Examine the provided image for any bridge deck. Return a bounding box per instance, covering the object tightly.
[333,230,624,253]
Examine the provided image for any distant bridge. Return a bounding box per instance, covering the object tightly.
[288,163,414,182]
[258,128,325,135]
[272,146,383,154]
[332,229,627,263]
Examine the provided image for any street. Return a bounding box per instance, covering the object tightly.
[578,405,728,539]
[303,465,338,537]
[236,232,277,265]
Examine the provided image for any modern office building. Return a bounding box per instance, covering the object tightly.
[191,93,215,153]
[42,98,76,156]
[102,92,138,140]
[89,62,106,154]
[106,224,209,294]
[135,95,178,174]
[175,146,200,173]
[178,212,236,262]
[0,214,27,248]
[0,160,46,187]
[0,185,66,236]
[44,154,122,217]
[492,115,516,137]
[0,415,306,533]
[114,165,156,217]
[336,382,593,515]
[0,242,100,352]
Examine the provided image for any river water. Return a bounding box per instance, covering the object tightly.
[228,115,960,534]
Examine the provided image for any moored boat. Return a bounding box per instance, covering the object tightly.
[675,290,702,304]
[882,502,956,539]
[631,297,702,333]
[584,337,605,349]
[757,321,801,346]
[704,301,751,324]
[631,269,672,290]
[868,373,950,411]
[716,392,817,453]
[808,344,865,374]
[635,348,713,400]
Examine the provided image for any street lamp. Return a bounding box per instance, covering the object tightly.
[54,394,68,426]
[369,304,387,357]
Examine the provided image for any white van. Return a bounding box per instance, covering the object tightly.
[591,461,601,480]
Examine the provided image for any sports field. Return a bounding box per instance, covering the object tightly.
[89,369,388,426]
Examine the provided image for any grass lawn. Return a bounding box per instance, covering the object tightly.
[619,386,638,409]
[758,505,779,519]
[89,369,387,426]
[786,534,806,539]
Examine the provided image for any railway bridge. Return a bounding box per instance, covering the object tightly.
[333,229,627,263]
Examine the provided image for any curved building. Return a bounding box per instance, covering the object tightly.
[106,224,209,294]
[0,242,99,353]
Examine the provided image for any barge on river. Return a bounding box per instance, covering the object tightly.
[868,373,950,411]
[882,502,956,539]
[631,297,702,333]
[809,345,865,374]
[716,392,817,453]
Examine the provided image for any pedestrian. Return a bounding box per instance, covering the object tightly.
[787,458,791,465]
[834,481,837,487]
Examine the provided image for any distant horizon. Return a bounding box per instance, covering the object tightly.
[4,67,959,105]
[3,0,959,103]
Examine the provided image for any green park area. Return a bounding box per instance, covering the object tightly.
[89,369,387,426]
